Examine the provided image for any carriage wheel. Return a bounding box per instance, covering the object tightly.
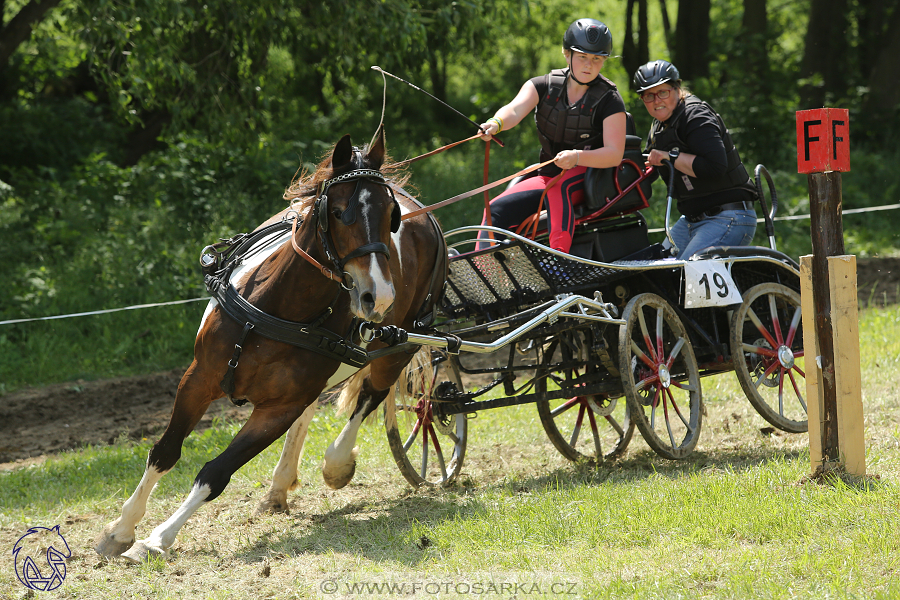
[384,350,467,488]
[536,333,634,462]
[618,293,703,460]
[730,283,807,433]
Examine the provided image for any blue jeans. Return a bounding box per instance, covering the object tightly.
[669,209,757,259]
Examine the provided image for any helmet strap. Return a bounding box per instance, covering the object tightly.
[567,55,596,87]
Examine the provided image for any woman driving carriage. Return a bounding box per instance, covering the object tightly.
[635,60,758,259]
[476,18,627,253]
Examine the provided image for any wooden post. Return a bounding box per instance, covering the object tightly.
[807,171,843,463]
[796,109,865,476]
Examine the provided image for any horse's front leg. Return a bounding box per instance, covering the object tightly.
[96,361,218,558]
[322,376,390,489]
[120,401,305,563]
[254,399,318,515]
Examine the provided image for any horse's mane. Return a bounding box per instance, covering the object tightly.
[283,140,412,210]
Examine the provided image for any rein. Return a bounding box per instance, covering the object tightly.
[401,158,557,221]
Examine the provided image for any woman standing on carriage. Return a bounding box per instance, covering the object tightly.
[635,60,758,259]
[477,18,627,253]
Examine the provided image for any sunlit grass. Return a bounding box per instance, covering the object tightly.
[1,309,898,599]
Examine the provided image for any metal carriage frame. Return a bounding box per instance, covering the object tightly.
[381,224,807,487]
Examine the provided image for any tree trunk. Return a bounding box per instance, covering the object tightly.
[0,0,63,71]
[428,52,446,102]
[122,110,172,167]
[739,0,767,82]
[638,0,649,68]
[623,0,637,76]
[863,3,900,116]
[799,0,848,108]
[658,0,673,57]
[623,0,649,77]
[674,0,710,80]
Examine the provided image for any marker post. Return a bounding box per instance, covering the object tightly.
[796,109,865,476]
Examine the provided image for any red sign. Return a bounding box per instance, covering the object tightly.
[797,108,850,174]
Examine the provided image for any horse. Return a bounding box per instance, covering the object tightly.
[94,127,447,562]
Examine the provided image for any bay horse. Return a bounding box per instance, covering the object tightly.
[94,127,447,562]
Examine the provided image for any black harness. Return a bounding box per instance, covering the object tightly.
[199,164,436,399]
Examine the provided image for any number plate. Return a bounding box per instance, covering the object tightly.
[683,261,742,308]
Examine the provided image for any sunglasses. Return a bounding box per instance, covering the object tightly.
[641,88,674,103]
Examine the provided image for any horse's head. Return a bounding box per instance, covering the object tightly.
[314,127,399,322]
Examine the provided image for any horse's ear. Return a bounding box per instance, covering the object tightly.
[331,135,354,171]
[367,124,386,170]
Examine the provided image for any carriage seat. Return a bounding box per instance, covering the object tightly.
[691,245,800,270]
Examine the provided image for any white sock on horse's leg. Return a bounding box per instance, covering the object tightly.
[121,481,212,562]
[95,464,168,557]
[256,399,318,514]
[322,409,363,490]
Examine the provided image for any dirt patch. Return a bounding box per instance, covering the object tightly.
[856,256,900,306]
[1,256,897,470]
[0,369,252,469]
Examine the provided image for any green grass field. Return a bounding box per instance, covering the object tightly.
[1,306,899,599]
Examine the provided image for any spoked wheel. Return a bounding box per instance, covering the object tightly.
[730,283,807,433]
[385,350,467,487]
[536,331,635,462]
[618,293,703,459]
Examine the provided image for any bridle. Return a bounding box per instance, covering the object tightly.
[291,165,400,290]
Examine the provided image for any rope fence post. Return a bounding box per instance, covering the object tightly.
[796,108,866,477]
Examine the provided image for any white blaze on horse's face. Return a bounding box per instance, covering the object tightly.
[343,185,395,322]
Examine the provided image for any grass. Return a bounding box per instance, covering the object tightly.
[0,308,898,599]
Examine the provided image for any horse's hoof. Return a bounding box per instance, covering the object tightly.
[94,524,135,557]
[121,541,165,564]
[254,490,290,516]
[322,460,356,490]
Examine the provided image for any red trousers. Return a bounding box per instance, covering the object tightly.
[479,167,587,253]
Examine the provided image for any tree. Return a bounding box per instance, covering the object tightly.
[861,1,900,121]
[622,0,650,78]
[673,0,710,80]
[738,0,767,83]
[658,0,673,57]
[799,0,848,108]
[0,0,63,94]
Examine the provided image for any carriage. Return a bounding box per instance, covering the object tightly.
[375,145,806,487]
[96,129,806,562]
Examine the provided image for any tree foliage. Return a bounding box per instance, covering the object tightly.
[1,0,900,344]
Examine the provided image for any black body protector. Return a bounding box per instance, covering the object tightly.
[647,96,756,201]
[535,69,615,175]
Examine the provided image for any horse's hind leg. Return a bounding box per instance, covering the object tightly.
[121,400,305,563]
[254,399,318,515]
[95,361,218,558]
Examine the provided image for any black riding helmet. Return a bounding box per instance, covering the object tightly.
[633,60,680,93]
[563,18,613,57]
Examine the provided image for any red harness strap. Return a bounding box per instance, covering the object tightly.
[290,216,343,283]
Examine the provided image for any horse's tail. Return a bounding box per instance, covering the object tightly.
[389,346,435,429]
[335,347,434,429]
[335,365,370,417]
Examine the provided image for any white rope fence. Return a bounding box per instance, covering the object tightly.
[0,297,209,326]
[2,203,899,327]
[646,203,900,234]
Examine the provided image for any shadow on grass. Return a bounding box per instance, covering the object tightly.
[467,445,807,496]
[232,493,481,567]
[227,446,814,567]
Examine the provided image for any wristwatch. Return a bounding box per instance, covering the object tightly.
[668,148,681,162]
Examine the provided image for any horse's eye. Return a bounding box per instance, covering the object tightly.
[332,207,343,218]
